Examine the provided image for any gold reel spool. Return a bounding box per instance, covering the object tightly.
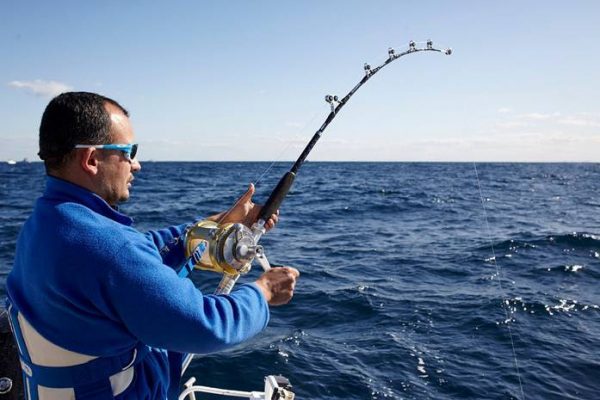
[184,220,260,293]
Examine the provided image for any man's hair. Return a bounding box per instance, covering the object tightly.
[38,91,129,172]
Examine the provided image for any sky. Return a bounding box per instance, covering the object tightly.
[1,1,599,162]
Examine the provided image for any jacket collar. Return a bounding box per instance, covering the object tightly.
[43,175,134,226]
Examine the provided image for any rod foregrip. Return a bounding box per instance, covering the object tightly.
[259,171,296,221]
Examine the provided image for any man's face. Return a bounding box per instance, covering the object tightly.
[96,103,141,207]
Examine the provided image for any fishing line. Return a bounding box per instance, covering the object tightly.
[213,112,322,226]
[473,162,525,400]
[252,111,321,187]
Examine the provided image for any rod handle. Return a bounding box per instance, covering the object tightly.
[259,171,296,222]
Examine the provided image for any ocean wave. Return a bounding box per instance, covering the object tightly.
[548,231,600,246]
[499,296,600,318]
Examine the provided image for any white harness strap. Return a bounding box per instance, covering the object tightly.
[10,309,136,399]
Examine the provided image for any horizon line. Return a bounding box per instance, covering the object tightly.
[4,160,599,164]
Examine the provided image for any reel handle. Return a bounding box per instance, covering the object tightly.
[258,171,296,222]
[215,274,240,295]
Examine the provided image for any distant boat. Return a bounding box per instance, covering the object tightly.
[7,160,16,165]
[21,158,29,163]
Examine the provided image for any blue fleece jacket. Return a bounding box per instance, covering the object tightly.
[7,176,269,399]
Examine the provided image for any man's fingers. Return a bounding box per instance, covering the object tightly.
[263,209,280,231]
[283,266,300,278]
[255,265,300,306]
[264,213,279,230]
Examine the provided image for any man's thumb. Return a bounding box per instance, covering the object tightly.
[239,183,255,202]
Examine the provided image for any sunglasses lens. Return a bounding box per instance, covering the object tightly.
[130,144,138,160]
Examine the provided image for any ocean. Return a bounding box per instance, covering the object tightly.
[1,162,599,399]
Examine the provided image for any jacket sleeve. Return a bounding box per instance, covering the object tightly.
[144,222,191,269]
[103,236,269,354]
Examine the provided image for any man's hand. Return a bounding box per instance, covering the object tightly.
[208,183,279,231]
[254,267,300,306]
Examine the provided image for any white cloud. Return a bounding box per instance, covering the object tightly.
[497,107,512,114]
[520,112,561,120]
[8,80,72,98]
[496,110,600,131]
[557,115,600,127]
[388,131,600,162]
[497,120,532,129]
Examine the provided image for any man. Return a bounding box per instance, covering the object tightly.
[6,92,299,399]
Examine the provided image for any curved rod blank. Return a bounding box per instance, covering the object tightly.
[292,41,452,174]
[257,40,451,222]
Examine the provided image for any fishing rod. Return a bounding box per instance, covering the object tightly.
[254,40,451,235]
[182,40,452,294]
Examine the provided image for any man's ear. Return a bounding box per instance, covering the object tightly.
[79,148,100,175]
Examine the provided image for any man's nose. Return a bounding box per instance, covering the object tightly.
[131,158,141,172]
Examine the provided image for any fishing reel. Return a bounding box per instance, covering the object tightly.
[184,220,271,294]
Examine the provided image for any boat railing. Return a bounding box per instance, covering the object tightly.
[179,375,295,400]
